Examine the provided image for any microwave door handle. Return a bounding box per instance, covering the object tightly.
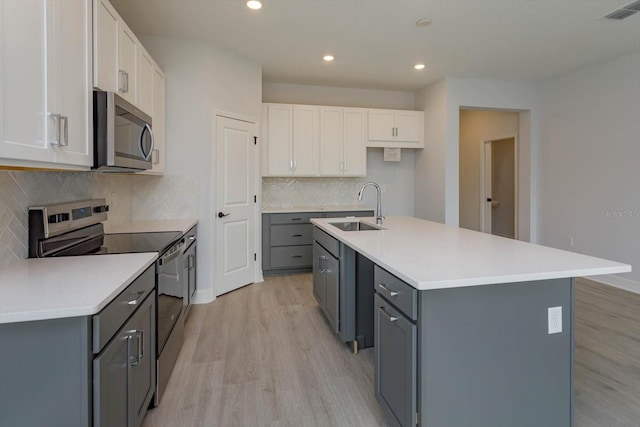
[139,123,154,161]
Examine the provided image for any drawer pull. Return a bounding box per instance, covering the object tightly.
[379,307,398,322]
[291,255,303,258]
[291,234,303,237]
[379,283,398,297]
[127,291,145,305]
[291,217,303,221]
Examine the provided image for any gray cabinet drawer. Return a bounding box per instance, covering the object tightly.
[374,266,417,321]
[313,226,340,258]
[270,212,323,224]
[270,224,313,246]
[324,210,373,218]
[93,265,155,354]
[270,245,313,268]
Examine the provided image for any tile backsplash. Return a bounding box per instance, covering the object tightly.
[130,175,198,221]
[262,177,369,209]
[0,171,132,266]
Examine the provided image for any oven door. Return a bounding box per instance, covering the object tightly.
[157,245,185,353]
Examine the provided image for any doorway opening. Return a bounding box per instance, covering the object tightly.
[458,108,529,240]
[481,136,518,239]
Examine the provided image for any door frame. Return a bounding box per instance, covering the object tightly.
[211,110,262,299]
[480,134,519,239]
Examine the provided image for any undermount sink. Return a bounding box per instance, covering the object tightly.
[329,221,383,232]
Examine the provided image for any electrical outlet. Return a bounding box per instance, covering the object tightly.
[566,236,574,247]
[548,306,562,334]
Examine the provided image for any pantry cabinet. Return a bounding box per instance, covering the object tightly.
[0,0,93,169]
[319,107,366,177]
[367,108,423,148]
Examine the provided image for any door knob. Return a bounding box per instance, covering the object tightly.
[218,212,230,218]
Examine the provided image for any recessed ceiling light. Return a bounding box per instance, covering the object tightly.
[415,18,432,28]
[323,55,335,62]
[414,63,426,70]
[246,0,262,10]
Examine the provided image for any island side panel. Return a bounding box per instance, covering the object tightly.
[419,278,573,427]
[0,317,91,427]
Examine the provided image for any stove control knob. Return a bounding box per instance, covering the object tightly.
[48,213,70,224]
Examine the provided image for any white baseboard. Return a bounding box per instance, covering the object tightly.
[585,274,640,295]
[192,288,215,304]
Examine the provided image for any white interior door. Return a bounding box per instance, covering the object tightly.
[216,116,256,295]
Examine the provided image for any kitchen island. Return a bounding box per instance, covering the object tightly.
[311,216,631,427]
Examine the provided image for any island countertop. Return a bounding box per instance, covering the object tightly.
[0,253,158,324]
[311,216,631,290]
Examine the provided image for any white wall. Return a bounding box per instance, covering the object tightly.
[262,82,416,216]
[263,82,415,110]
[537,50,640,288]
[459,110,520,231]
[139,35,262,302]
[414,79,448,222]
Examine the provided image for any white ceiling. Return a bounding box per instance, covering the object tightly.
[110,0,640,92]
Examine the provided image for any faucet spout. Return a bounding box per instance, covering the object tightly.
[358,182,384,225]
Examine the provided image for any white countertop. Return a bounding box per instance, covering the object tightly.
[262,206,373,214]
[311,216,631,291]
[0,253,158,324]
[105,219,197,234]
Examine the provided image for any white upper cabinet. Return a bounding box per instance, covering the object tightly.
[93,0,118,93]
[319,107,366,177]
[263,104,318,177]
[367,108,424,148]
[144,66,165,175]
[117,21,138,105]
[0,0,93,169]
[138,47,154,116]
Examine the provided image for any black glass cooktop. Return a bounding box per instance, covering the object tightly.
[94,232,182,255]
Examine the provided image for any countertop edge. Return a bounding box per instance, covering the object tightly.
[262,207,373,214]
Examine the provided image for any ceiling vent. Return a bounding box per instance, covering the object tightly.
[604,1,640,19]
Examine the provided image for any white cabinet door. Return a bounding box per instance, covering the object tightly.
[118,21,137,105]
[0,0,91,168]
[394,110,420,143]
[149,66,165,174]
[49,0,92,167]
[319,107,343,176]
[342,108,366,176]
[0,0,54,164]
[266,104,293,176]
[138,47,154,116]
[93,0,118,92]
[292,105,318,176]
[367,109,395,142]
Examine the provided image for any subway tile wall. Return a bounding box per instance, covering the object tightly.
[262,177,368,209]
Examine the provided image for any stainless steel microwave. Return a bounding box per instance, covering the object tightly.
[93,91,153,172]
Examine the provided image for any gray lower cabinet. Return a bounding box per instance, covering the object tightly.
[374,293,417,427]
[262,210,372,275]
[313,240,340,333]
[94,292,155,427]
[0,264,156,427]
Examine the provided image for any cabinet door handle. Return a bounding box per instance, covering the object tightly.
[291,234,303,237]
[379,306,398,322]
[118,70,127,92]
[137,330,144,361]
[127,290,145,305]
[378,283,398,297]
[319,256,326,273]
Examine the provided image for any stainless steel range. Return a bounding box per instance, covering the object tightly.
[28,199,189,405]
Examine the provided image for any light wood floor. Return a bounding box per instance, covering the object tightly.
[143,274,640,427]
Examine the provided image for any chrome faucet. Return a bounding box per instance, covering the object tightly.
[358,181,384,225]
